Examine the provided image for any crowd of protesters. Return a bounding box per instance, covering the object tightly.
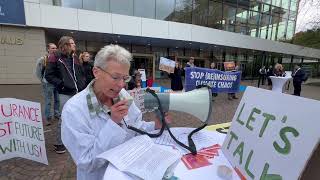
[36,36,308,155]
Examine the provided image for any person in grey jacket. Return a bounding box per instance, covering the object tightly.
[35,43,60,126]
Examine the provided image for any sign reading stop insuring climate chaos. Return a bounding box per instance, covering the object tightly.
[0,98,48,165]
[222,87,320,180]
[184,67,242,93]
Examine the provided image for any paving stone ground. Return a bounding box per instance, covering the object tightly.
[0,79,319,180]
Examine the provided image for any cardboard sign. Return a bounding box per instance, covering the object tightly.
[0,98,48,165]
[224,62,235,71]
[185,67,241,93]
[222,87,320,180]
[159,57,175,73]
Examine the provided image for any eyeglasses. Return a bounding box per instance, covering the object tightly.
[98,67,131,83]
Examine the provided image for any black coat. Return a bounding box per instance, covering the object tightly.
[45,52,86,96]
[292,68,306,84]
[82,62,94,86]
[169,67,184,91]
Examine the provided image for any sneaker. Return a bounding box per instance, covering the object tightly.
[54,145,66,154]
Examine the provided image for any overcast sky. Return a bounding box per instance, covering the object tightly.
[296,0,320,32]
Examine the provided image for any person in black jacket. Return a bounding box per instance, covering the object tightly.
[80,51,94,86]
[45,36,86,154]
[292,64,306,96]
[169,62,184,91]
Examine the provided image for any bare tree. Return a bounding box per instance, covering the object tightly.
[296,0,320,32]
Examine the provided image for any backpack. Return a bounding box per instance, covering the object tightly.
[35,55,48,81]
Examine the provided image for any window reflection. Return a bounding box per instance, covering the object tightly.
[156,0,175,20]
[173,0,193,23]
[110,0,133,16]
[134,0,155,19]
[192,0,208,26]
[83,0,109,12]
[223,3,236,32]
[42,0,297,41]
[208,0,223,29]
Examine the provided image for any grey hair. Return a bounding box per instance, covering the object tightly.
[94,44,132,69]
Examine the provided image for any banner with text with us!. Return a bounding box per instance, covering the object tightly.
[0,98,48,165]
[184,67,241,93]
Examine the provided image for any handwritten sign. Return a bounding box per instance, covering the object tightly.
[0,98,48,165]
[159,57,175,73]
[185,67,241,93]
[222,87,320,180]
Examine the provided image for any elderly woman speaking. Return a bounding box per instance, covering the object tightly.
[61,44,168,180]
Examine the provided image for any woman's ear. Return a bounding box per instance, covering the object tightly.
[92,67,99,80]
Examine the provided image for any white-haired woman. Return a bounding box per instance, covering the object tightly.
[61,44,170,180]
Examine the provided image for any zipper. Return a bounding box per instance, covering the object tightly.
[58,58,79,93]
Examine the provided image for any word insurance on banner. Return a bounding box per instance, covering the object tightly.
[222,87,320,180]
[159,57,175,73]
[0,98,48,165]
[185,67,241,93]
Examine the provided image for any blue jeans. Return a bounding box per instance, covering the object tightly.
[42,82,60,121]
[56,94,72,145]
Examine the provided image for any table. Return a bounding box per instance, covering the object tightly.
[270,76,292,92]
[103,125,240,180]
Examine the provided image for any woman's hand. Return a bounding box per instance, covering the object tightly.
[110,100,128,124]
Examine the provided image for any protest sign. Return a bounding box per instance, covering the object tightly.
[159,57,175,73]
[185,67,241,93]
[224,62,235,71]
[128,88,146,113]
[138,69,146,82]
[222,87,320,180]
[0,98,48,165]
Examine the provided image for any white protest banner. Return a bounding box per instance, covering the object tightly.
[0,98,48,165]
[222,87,320,180]
[159,57,175,73]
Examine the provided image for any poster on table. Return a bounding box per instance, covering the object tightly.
[0,98,48,165]
[159,57,175,73]
[184,67,241,93]
[222,87,320,180]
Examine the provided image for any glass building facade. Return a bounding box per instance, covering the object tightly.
[44,0,298,41]
[41,0,320,79]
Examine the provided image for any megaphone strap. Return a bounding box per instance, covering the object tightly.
[127,87,209,155]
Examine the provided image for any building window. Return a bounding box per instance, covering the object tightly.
[208,1,223,29]
[134,0,155,19]
[173,0,193,24]
[223,3,237,32]
[110,0,133,16]
[83,0,109,13]
[192,0,208,26]
[155,0,175,20]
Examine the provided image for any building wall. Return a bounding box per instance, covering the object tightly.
[0,26,46,84]
[23,2,320,59]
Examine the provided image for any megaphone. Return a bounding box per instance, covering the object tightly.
[143,87,212,123]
